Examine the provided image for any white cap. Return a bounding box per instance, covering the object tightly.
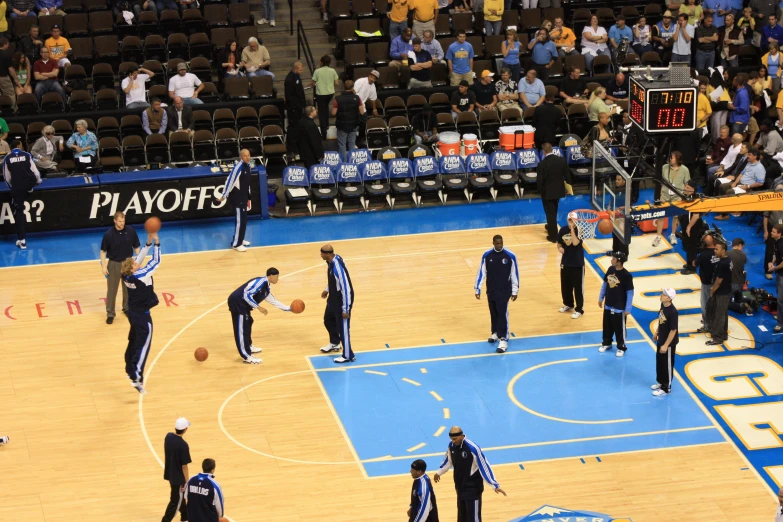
[663,288,676,300]
[175,417,190,430]
[567,211,578,220]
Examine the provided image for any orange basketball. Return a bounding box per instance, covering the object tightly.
[290,299,305,314]
[144,216,162,233]
[194,347,208,362]
[598,219,613,235]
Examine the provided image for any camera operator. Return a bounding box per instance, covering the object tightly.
[763,185,783,279]
[679,180,705,274]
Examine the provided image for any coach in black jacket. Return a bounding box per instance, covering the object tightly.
[537,142,572,242]
[531,93,561,148]
[285,62,307,132]
[297,106,325,168]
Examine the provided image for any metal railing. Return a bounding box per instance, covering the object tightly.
[288,0,293,35]
[297,20,316,76]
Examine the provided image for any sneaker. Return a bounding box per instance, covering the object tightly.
[680,268,696,275]
[131,380,146,395]
[320,343,341,353]
[571,311,583,319]
[558,306,573,313]
[242,240,251,246]
[705,339,723,346]
[669,233,677,245]
[652,388,669,396]
[616,349,625,358]
[233,245,247,252]
[250,345,262,353]
[652,236,661,247]
[487,333,499,343]
[270,20,275,26]
[334,356,356,363]
[598,345,612,353]
[496,339,508,353]
[651,383,662,390]
[767,273,774,280]
[774,326,783,333]
[106,316,114,324]
[322,12,328,21]
[258,17,268,24]
[696,327,709,333]
[15,240,26,250]
[243,355,263,364]
[0,436,8,444]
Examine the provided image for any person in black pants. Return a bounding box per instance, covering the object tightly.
[311,55,338,139]
[285,61,307,137]
[319,244,356,364]
[219,149,252,252]
[598,251,634,357]
[679,180,704,274]
[705,241,733,346]
[162,417,191,522]
[653,289,679,397]
[537,142,572,242]
[474,235,519,354]
[557,212,585,319]
[2,140,41,250]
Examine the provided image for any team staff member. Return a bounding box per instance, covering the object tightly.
[2,139,41,250]
[537,142,571,242]
[474,235,519,354]
[433,426,506,522]
[693,233,717,333]
[705,240,733,346]
[219,149,253,253]
[653,289,679,397]
[100,211,140,325]
[679,180,704,274]
[185,459,229,522]
[319,244,356,363]
[598,251,634,357]
[162,417,191,522]
[768,224,783,333]
[558,212,585,319]
[120,231,161,395]
[408,459,439,522]
[227,267,291,364]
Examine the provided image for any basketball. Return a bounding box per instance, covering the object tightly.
[290,299,305,314]
[194,347,208,362]
[598,219,613,235]
[144,216,162,233]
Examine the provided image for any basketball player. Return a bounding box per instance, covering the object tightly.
[408,459,439,522]
[558,211,585,319]
[227,267,291,364]
[120,231,161,394]
[474,235,519,354]
[433,426,506,522]
[653,289,678,397]
[598,251,634,357]
[219,149,253,252]
[319,244,356,363]
[184,458,229,522]
[3,139,41,250]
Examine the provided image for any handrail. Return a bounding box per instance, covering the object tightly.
[297,20,316,76]
[288,0,293,36]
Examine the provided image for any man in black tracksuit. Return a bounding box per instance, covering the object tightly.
[408,459,439,522]
[474,235,519,354]
[558,211,585,319]
[219,149,252,252]
[653,289,679,397]
[598,251,634,357]
[2,140,41,250]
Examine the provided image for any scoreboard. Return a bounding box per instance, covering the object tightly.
[629,77,697,133]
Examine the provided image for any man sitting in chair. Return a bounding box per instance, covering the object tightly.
[714,146,766,220]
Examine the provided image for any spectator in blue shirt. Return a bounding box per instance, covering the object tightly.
[762,14,783,52]
[445,30,475,86]
[608,15,635,65]
[389,27,414,68]
[728,74,751,135]
[518,69,546,109]
[527,28,558,80]
[716,146,767,202]
[702,0,727,27]
[36,0,65,16]
[730,0,743,18]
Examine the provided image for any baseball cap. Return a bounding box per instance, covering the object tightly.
[662,288,676,300]
[567,211,578,220]
[175,417,190,430]
[51,24,60,29]
[177,62,187,71]
[611,251,628,263]
[369,70,380,78]
[459,80,470,87]
[412,37,422,45]
[481,70,494,79]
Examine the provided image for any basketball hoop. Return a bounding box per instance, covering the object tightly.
[571,209,605,239]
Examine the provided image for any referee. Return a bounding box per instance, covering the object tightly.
[319,244,356,363]
[408,459,439,522]
[598,251,634,357]
[557,212,585,319]
[653,289,678,397]
[219,148,252,253]
[227,267,291,364]
[2,139,41,250]
[185,458,229,522]
[474,235,519,354]
[433,426,506,522]
[99,211,140,324]
[162,417,191,522]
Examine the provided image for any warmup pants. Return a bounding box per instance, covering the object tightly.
[456,497,483,522]
[560,265,584,313]
[231,205,247,248]
[10,186,32,241]
[125,310,153,382]
[655,343,677,393]
[106,259,129,318]
[161,482,188,522]
[230,306,253,360]
[601,309,627,351]
[542,198,559,238]
[324,300,354,359]
[706,294,730,342]
[487,294,510,339]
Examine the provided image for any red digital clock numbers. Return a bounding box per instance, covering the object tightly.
[656,108,687,128]
[630,100,644,125]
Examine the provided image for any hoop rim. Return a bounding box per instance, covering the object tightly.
[570,209,604,223]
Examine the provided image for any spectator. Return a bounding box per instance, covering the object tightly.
[720,13,742,68]
[653,11,676,58]
[581,112,612,158]
[387,0,409,40]
[168,62,203,105]
[354,70,380,117]
[178,0,198,12]
[311,55,339,140]
[588,86,612,121]
[445,30,474,86]
[32,46,65,102]
[758,64,775,96]
[412,103,438,144]
[705,125,733,174]
[121,64,154,109]
[518,69,545,109]
[632,16,653,56]
[738,6,755,44]
[0,37,14,107]
[763,190,783,279]
[495,67,521,115]
[532,93,560,148]
[155,0,176,10]
[763,46,782,99]
[714,146,765,214]
[702,0,726,27]
[320,0,327,21]
[332,78,364,157]
[297,106,324,169]
[450,79,475,119]
[11,52,31,95]
[528,28,557,80]
[759,120,783,155]
[666,0,684,12]
[258,0,274,26]
[421,30,443,62]
[451,0,472,12]
[706,132,744,193]
[762,14,783,52]
[559,67,589,106]
[728,74,750,135]
[389,27,413,68]
[142,98,167,135]
[581,15,609,73]
[551,17,578,60]
[220,39,244,78]
[36,0,64,16]
[30,124,63,171]
[241,37,274,79]
[166,96,194,136]
[44,25,69,68]
[694,14,718,70]
[66,119,97,171]
[285,61,306,131]
[0,2,7,38]
[408,37,433,89]
[605,72,628,103]
[751,0,778,25]
[472,70,497,113]
[483,0,502,35]
[129,0,156,18]
[410,0,437,39]
[679,0,703,26]
[8,0,35,18]
[609,15,635,65]
[0,114,12,140]
[671,13,694,64]
[697,82,713,130]
[653,151,690,247]
[18,26,41,64]
[501,28,521,83]
[729,0,742,18]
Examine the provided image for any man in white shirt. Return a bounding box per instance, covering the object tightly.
[121,65,155,109]
[707,132,743,180]
[671,13,694,64]
[167,62,204,105]
[353,70,380,117]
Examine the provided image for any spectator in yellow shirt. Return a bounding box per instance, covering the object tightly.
[388,0,410,40]
[551,17,578,60]
[697,82,712,129]
[410,0,438,39]
[44,25,70,68]
[483,0,503,36]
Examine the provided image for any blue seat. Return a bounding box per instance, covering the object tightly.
[413,156,442,206]
[388,158,415,209]
[282,166,312,216]
[361,160,390,209]
[336,163,364,213]
[466,153,494,202]
[440,155,469,202]
[347,148,372,165]
[565,144,592,179]
[308,164,338,212]
[516,148,541,189]
[322,151,342,173]
[490,150,520,198]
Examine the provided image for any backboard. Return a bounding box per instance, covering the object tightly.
[590,140,632,245]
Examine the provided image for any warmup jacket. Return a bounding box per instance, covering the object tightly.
[409,474,439,522]
[228,277,290,313]
[185,472,224,522]
[474,248,519,299]
[326,254,354,313]
[223,160,251,207]
[3,148,41,192]
[436,438,500,501]
[123,243,161,312]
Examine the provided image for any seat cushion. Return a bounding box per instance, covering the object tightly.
[312,186,338,200]
[338,185,365,198]
[493,172,519,185]
[416,178,443,192]
[284,187,311,203]
[469,175,494,189]
[391,180,416,194]
[364,182,390,196]
[443,177,469,190]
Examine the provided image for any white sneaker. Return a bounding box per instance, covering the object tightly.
[598,345,612,353]
[258,17,268,24]
[651,383,662,390]
[233,245,247,252]
[558,305,573,313]
[571,311,582,319]
[243,355,263,364]
[250,345,262,353]
[669,233,677,245]
[322,12,328,21]
[242,240,251,246]
[131,380,146,395]
[616,349,625,358]
[0,436,8,444]
[487,333,499,343]
[334,356,356,363]
[652,388,668,396]
[15,240,26,250]
[652,235,661,247]
[270,20,275,26]
[496,339,508,353]
[320,343,341,353]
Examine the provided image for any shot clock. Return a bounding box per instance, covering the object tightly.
[629,77,697,133]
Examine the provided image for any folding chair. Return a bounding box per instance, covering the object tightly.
[360,160,390,209]
[466,153,494,202]
[282,166,312,216]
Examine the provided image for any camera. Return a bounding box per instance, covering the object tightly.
[699,223,726,250]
